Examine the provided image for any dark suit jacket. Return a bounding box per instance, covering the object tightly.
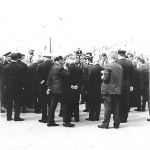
[0,63,4,102]
[36,60,53,88]
[46,62,64,94]
[28,63,38,95]
[17,60,29,87]
[137,64,149,90]
[2,61,25,96]
[87,64,104,95]
[0,63,3,87]
[117,58,134,90]
[66,63,83,94]
[101,62,123,95]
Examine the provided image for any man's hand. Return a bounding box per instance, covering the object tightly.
[74,85,78,89]
[130,86,133,91]
[63,64,68,70]
[71,85,75,89]
[46,89,51,95]
[101,70,104,79]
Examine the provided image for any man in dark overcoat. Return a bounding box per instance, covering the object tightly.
[28,56,40,113]
[46,56,65,126]
[117,49,134,123]
[2,53,25,121]
[36,52,53,123]
[85,56,104,121]
[134,58,149,111]
[62,56,83,127]
[147,68,150,122]
[0,55,5,112]
[17,52,29,112]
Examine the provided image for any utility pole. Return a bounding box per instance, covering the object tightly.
[93,45,95,56]
[50,37,51,53]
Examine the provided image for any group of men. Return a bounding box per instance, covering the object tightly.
[0,48,149,128]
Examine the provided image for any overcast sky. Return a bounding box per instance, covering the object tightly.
[0,0,150,55]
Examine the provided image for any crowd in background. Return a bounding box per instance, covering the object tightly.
[0,48,149,128]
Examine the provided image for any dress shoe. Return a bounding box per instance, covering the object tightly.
[83,109,89,112]
[14,118,25,121]
[85,118,95,121]
[63,123,75,127]
[47,123,59,127]
[75,119,79,122]
[98,125,108,129]
[114,125,119,129]
[7,117,13,121]
[34,110,41,114]
[22,109,27,113]
[39,119,47,123]
[147,119,150,121]
[94,118,99,121]
[142,109,146,112]
[1,109,5,113]
[120,120,127,123]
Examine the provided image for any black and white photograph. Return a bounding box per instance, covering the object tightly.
[0,0,150,150]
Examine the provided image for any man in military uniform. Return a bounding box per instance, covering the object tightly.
[28,56,40,113]
[36,52,53,123]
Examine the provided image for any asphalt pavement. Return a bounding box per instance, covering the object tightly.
[0,103,150,150]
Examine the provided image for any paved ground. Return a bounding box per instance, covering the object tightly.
[0,103,150,150]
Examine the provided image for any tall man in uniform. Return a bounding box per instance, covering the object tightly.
[36,52,53,123]
[2,53,25,121]
[117,49,134,123]
[28,56,40,113]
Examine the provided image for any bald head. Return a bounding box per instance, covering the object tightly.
[69,56,76,64]
[108,51,118,62]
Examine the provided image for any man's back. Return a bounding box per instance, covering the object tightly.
[68,63,83,87]
[87,64,104,94]
[137,64,149,90]
[117,58,133,90]
[47,63,63,94]
[36,60,53,83]
[2,62,24,94]
[101,62,123,95]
